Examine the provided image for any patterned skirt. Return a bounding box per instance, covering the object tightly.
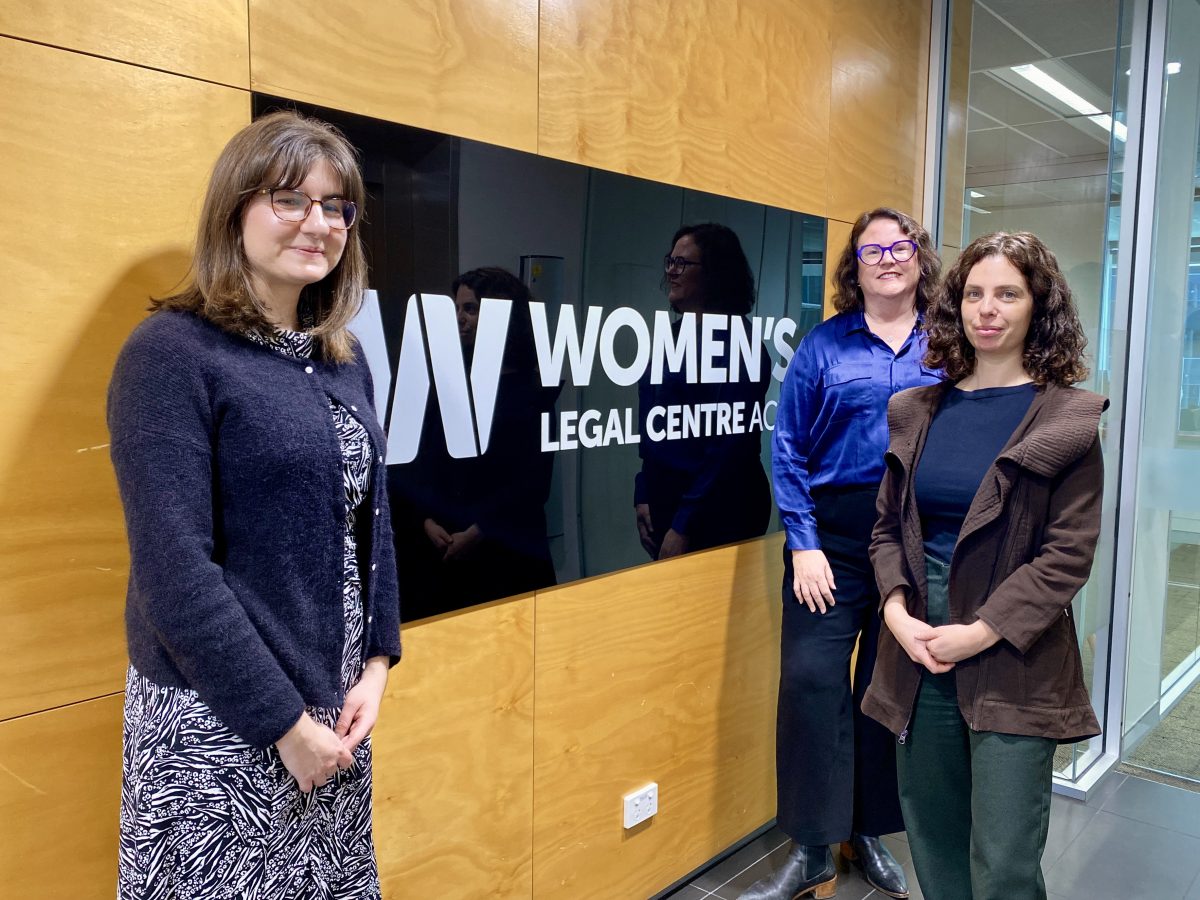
[117,563,379,900]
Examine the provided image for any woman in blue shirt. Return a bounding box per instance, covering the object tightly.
[742,208,941,900]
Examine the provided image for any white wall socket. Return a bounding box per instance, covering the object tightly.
[623,782,659,829]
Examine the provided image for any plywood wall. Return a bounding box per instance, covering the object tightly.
[0,2,930,896]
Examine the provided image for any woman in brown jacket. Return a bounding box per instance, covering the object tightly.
[862,231,1104,900]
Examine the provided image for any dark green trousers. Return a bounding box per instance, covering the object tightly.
[897,556,1057,900]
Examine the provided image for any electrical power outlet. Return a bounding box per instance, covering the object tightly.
[623,782,659,829]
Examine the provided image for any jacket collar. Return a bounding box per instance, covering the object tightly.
[887,381,1107,479]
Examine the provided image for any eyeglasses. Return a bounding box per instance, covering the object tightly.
[255,187,358,230]
[664,255,702,273]
[856,240,917,266]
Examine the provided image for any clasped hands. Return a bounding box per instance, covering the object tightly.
[276,656,389,793]
[423,518,483,562]
[883,590,1000,673]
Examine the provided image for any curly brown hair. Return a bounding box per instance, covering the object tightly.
[925,231,1088,385]
[830,207,941,313]
[153,110,368,363]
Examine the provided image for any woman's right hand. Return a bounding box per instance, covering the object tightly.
[883,594,955,674]
[791,548,837,613]
[276,712,354,793]
[423,518,452,552]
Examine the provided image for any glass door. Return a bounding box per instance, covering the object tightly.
[1122,0,1200,787]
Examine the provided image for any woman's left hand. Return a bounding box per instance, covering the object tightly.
[658,528,690,559]
[918,621,1001,664]
[335,656,390,752]
[443,524,483,562]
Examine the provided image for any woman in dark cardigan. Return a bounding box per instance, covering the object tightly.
[108,111,400,897]
[865,231,1104,900]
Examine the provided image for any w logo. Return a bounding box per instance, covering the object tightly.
[385,293,513,464]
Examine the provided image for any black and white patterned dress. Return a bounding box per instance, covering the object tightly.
[118,327,381,900]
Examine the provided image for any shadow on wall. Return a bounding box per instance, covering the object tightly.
[0,249,192,719]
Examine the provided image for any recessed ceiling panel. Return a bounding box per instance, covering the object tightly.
[969,5,1045,71]
[1019,118,1112,159]
[970,71,1059,127]
[967,127,1066,171]
[1061,49,1120,99]
[982,0,1122,59]
[969,106,1002,130]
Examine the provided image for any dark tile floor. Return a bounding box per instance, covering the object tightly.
[659,773,1200,899]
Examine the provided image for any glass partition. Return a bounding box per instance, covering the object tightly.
[1121,0,1200,786]
[937,0,1128,783]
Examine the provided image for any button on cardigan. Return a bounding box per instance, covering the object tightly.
[107,310,402,749]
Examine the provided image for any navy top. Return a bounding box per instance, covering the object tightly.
[772,310,941,549]
[914,382,1038,564]
[107,310,402,750]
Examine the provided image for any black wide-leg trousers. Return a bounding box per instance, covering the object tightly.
[775,487,904,845]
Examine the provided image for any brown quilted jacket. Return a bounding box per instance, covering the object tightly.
[862,381,1106,743]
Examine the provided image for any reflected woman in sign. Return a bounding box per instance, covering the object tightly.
[634,222,772,560]
[746,208,942,900]
[397,267,558,619]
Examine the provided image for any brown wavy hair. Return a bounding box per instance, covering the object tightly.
[830,207,941,313]
[925,231,1088,385]
[153,110,368,363]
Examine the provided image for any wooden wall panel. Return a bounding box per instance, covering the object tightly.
[826,0,932,222]
[0,694,123,897]
[373,598,535,899]
[0,38,249,721]
[0,0,248,87]
[532,537,783,899]
[825,218,854,318]
[538,0,833,216]
[249,0,539,153]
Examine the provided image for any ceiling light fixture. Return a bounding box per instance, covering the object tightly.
[1010,63,1126,142]
[964,204,992,214]
[969,190,986,198]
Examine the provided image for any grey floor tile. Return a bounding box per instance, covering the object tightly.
[880,833,913,866]
[1099,773,1200,838]
[703,851,786,899]
[704,848,874,900]
[1084,771,1128,809]
[1043,809,1200,900]
[900,858,927,900]
[1043,794,1101,868]
[691,828,789,893]
[659,886,712,900]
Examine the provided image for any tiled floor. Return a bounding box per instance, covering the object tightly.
[660,773,1200,899]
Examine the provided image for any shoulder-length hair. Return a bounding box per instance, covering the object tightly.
[668,222,756,316]
[925,231,1088,385]
[154,110,368,363]
[830,207,940,313]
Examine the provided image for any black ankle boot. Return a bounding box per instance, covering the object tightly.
[839,833,908,898]
[737,842,837,900]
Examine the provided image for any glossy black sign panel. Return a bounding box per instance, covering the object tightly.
[252,96,826,621]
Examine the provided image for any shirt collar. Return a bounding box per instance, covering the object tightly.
[838,309,869,338]
[839,307,924,338]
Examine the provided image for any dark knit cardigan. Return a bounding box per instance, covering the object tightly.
[108,310,401,749]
